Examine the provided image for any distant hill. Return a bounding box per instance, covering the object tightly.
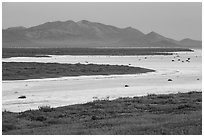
[2,20,202,49]
[179,38,202,49]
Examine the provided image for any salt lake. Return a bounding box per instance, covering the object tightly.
[2,50,202,112]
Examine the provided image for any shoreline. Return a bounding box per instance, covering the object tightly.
[3,72,156,82]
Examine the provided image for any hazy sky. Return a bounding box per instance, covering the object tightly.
[2,2,202,40]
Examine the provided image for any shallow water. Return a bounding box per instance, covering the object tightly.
[2,50,202,112]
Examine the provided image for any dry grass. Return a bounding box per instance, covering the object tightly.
[2,91,202,135]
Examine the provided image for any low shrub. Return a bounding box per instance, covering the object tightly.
[38,105,53,112]
[35,116,47,121]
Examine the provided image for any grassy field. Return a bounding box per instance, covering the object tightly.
[2,91,202,135]
[2,47,193,58]
[3,62,154,80]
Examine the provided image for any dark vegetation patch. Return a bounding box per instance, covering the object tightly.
[2,91,202,135]
[2,62,155,80]
[2,48,193,58]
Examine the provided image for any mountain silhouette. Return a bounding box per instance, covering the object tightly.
[2,20,202,48]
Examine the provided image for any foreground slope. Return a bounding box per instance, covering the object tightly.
[2,91,202,135]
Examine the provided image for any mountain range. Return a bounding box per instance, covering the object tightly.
[2,20,202,49]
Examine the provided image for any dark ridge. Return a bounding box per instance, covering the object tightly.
[2,48,193,58]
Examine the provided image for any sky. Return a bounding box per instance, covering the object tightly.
[2,2,202,41]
